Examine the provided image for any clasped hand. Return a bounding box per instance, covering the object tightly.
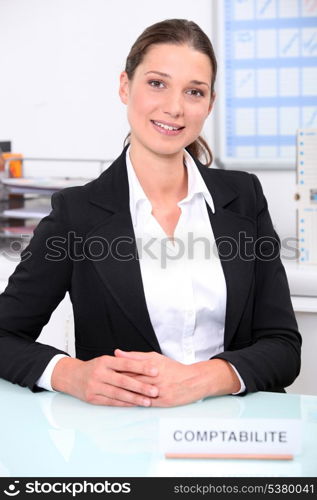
[52,350,238,407]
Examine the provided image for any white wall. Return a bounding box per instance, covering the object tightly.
[0,0,214,164]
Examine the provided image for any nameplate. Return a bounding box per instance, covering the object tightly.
[160,418,301,459]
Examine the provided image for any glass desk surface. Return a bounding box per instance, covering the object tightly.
[0,379,316,477]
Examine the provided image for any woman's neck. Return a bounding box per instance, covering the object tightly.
[128,142,188,207]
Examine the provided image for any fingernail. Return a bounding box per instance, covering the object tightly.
[142,399,151,407]
[149,367,158,376]
[150,387,158,397]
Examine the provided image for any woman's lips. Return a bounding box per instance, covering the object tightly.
[151,120,185,136]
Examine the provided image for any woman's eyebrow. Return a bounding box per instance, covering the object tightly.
[144,70,210,88]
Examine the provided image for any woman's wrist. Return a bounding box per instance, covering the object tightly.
[190,358,241,399]
[51,356,84,394]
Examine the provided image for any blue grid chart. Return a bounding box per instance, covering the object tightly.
[225,0,317,159]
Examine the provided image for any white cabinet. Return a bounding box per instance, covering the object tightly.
[283,262,317,396]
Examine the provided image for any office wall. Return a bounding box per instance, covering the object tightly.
[0,0,213,160]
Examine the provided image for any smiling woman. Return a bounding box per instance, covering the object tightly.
[119,43,215,172]
[0,19,301,408]
[122,18,217,167]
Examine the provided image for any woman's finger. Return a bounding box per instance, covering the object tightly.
[114,349,154,361]
[106,370,159,399]
[106,354,158,376]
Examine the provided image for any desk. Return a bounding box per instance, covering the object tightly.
[0,380,316,478]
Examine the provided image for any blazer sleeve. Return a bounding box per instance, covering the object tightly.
[214,173,301,393]
[0,191,72,391]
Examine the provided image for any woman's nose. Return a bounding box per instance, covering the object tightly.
[162,91,184,119]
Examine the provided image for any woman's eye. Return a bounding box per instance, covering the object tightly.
[148,80,164,88]
[187,89,204,97]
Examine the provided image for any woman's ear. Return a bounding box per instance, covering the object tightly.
[119,71,129,104]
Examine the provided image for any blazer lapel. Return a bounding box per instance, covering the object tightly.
[86,146,161,352]
[198,165,256,349]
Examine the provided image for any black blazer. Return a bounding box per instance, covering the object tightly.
[0,146,301,393]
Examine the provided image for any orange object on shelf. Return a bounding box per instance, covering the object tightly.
[2,153,23,177]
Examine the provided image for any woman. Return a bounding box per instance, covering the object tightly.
[0,19,301,407]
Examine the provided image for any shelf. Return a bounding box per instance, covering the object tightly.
[0,206,51,219]
[1,176,92,195]
[0,225,35,236]
[0,174,93,239]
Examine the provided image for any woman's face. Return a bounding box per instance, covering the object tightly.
[119,43,215,158]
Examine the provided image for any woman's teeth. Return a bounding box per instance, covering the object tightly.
[152,121,182,131]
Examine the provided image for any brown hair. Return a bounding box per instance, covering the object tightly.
[123,19,217,166]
